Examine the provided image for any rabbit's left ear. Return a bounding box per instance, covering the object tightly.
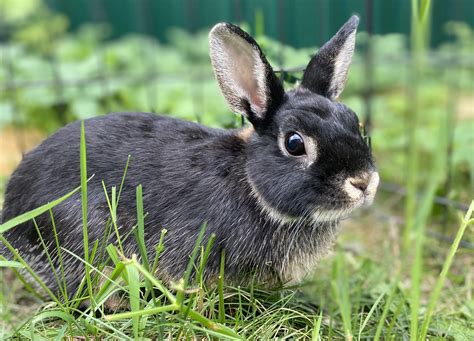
[301,15,359,100]
[209,23,284,125]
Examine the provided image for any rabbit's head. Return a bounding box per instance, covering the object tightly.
[209,16,379,224]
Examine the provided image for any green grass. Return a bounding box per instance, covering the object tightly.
[1,217,472,339]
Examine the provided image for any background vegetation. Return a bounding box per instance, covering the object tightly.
[0,0,473,339]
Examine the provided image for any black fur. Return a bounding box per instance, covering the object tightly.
[1,16,377,295]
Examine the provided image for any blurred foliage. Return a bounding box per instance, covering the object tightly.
[0,0,473,207]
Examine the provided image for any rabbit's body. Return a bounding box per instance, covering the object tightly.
[2,112,335,292]
[1,16,379,296]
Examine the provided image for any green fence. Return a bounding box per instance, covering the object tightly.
[47,0,473,48]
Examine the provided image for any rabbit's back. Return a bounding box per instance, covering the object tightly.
[3,112,221,220]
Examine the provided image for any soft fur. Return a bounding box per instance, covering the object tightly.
[1,16,379,295]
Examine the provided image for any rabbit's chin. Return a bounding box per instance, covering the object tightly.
[314,191,380,222]
[310,202,363,224]
[310,208,352,223]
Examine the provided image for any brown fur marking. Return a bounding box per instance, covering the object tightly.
[236,127,254,142]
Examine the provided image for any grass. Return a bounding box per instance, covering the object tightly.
[1,217,473,339]
[0,122,472,339]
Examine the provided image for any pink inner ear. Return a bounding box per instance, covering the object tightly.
[233,67,265,113]
[210,27,270,117]
[250,93,265,113]
[231,51,266,114]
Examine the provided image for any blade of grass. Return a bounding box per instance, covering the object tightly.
[410,225,423,340]
[420,0,431,22]
[0,260,23,268]
[250,274,257,321]
[105,304,176,321]
[31,218,68,301]
[135,184,149,271]
[89,239,100,266]
[116,155,131,207]
[151,229,167,275]
[49,209,68,300]
[94,156,131,266]
[0,183,83,233]
[102,181,124,254]
[93,263,125,306]
[125,260,141,339]
[386,296,405,338]
[176,223,207,306]
[358,288,386,339]
[134,183,160,307]
[331,249,352,340]
[61,247,131,301]
[419,201,474,340]
[80,121,93,308]
[31,310,76,327]
[129,256,176,304]
[218,250,225,324]
[235,286,243,328]
[404,0,432,251]
[111,185,117,223]
[106,243,120,265]
[197,233,216,288]
[54,323,69,341]
[409,95,447,341]
[195,233,216,314]
[312,311,323,341]
[184,308,241,339]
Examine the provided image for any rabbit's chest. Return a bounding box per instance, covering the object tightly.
[277,221,339,284]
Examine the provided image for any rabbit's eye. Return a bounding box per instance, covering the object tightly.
[285,133,306,156]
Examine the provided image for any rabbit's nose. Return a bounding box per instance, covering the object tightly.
[344,172,379,200]
[350,178,368,192]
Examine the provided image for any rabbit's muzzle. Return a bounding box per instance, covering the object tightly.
[344,171,379,206]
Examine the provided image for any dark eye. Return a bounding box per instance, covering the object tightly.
[285,132,306,156]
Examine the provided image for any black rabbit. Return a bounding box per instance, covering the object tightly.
[1,15,379,295]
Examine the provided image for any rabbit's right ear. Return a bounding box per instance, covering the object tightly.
[301,15,359,100]
[209,23,284,125]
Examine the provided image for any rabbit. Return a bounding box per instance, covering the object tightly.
[0,15,379,296]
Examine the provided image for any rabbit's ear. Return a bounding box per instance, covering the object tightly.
[301,15,359,100]
[209,23,284,124]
